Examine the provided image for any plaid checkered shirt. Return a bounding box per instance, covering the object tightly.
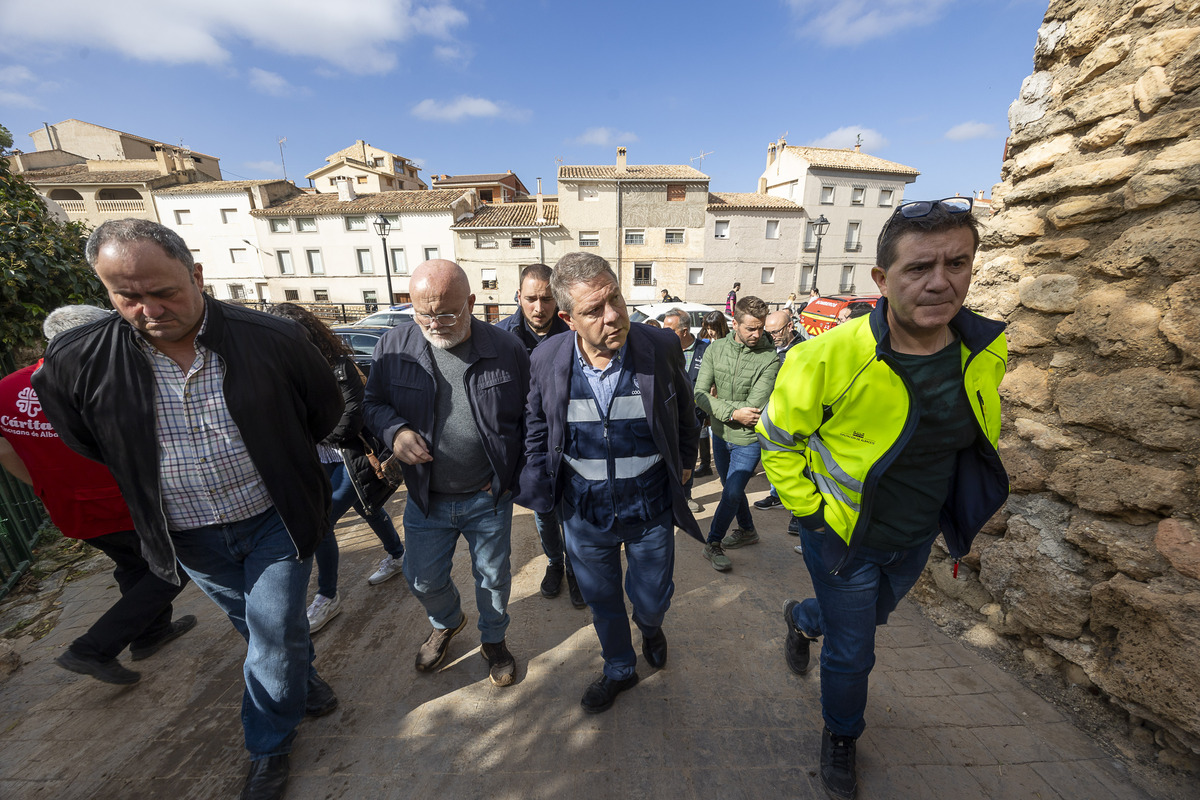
[139,311,274,530]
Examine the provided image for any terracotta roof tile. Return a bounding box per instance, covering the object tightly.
[707,192,803,211]
[451,201,560,229]
[558,164,708,181]
[21,165,171,184]
[433,173,515,185]
[249,189,469,217]
[153,180,290,195]
[783,146,919,176]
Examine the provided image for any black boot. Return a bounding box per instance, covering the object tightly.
[695,438,713,477]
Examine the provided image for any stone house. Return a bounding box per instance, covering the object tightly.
[305,140,426,193]
[698,192,806,306]
[759,140,919,296]
[432,171,529,203]
[26,119,222,180]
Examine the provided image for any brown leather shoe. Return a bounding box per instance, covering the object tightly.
[415,615,468,672]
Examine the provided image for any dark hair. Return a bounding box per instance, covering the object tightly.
[701,310,729,340]
[519,263,552,285]
[266,302,351,364]
[86,218,195,271]
[876,203,980,271]
[847,302,874,319]
[733,295,769,323]
[550,252,617,314]
[732,282,741,290]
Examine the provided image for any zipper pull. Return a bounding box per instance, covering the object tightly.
[953,558,961,579]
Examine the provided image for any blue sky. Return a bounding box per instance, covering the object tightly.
[0,0,1048,200]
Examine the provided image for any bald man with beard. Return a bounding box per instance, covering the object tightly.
[364,260,530,687]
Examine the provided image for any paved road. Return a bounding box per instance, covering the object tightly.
[0,473,1169,799]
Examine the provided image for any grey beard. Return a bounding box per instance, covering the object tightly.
[421,326,468,350]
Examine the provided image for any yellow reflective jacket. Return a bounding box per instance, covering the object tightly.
[757,300,1009,573]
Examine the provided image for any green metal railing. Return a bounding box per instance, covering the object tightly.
[0,469,44,599]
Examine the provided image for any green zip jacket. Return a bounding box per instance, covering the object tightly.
[694,330,780,445]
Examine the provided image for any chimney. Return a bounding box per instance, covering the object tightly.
[616,147,627,174]
[535,177,545,224]
[854,143,861,153]
[758,177,768,194]
[155,146,172,174]
[766,142,777,169]
[336,177,357,202]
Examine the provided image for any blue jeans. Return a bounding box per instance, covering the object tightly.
[170,508,315,759]
[402,491,513,643]
[790,525,934,739]
[708,436,759,543]
[563,504,675,681]
[315,461,404,598]
[534,509,573,575]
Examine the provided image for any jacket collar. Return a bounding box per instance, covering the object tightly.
[869,297,1005,357]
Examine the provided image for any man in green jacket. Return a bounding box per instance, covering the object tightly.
[693,295,780,571]
[758,198,1008,800]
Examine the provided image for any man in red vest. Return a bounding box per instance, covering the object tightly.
[0,305,194,685]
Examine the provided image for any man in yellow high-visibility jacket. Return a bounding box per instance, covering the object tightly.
[757,197,1008,800]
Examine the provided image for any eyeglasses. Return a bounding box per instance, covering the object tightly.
[414,301,468,327]
[880,196,973,241]
[765,327,791,337]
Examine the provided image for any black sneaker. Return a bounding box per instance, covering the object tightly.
[305,672,338,717]
[783,599,817,675]
[130,615,198,661]
[694,465,713,478]
[566,571,587,609]
[641,628,667,669]
[540,562,565,598]
[55,650,140,685]
[580,673,639,713]
[480,640,516,687]
[820,727,858,800]
[753,495,783,510]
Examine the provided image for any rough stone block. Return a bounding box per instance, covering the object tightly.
[1056,367,1200,451]
[1129,26,1200,70]
[1001,363,1054,410]
[1055,286,1170,360]
[1047,192,1126,228]
[1064,84,1134,127]
[1080,117,1136,150]
[1134,66,1173,114]
[1125,138,1200,209]
[1009,71,1056,130]
[1064,510,1168,581]
[1046,455,1193,522]
[1092,205,1200,278]
[1010,135,1074,179]
[1018,273,1080,313]
[997,438,1048,493]
[1155,518,1200,581]
[1007,155,1142,203]
[1076,34,1132,84]
[1015,417,1083,451]
[1091,573,1200,751]
[1162,275,1200,364]
[1124,108,1200,144]
[1026,236,1090,260]
[996,206,1048,239]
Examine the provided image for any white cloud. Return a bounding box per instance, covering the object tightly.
[572,127,638,147]
[0,0,469,75]
[945,121,997,141]
[412,95,527,122]
[0,64,53,109]
[0,89,39,108]
[785,0,955,46]
[248,68,304,97]
[807,126,888,151]
[433,42,472,63]
[244,160,283,174]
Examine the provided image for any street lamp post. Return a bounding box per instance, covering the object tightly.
[809,214,831,294]
[373,214,393,309]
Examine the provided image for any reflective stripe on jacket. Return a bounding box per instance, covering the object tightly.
[756,299,1009,572]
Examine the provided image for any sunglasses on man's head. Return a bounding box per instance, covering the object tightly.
[880,196,973,238]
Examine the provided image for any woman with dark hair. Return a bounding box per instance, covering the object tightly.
[699,310,729,342]
[267,303,405,633]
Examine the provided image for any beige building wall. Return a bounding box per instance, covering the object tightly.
[698,210,804,306]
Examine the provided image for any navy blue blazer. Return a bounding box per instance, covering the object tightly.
[516,323,703,542]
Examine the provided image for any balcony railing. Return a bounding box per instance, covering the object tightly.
[844,242,862,252]
[96,199,146,212]
[56,200,86,213]
[803,243,817,252]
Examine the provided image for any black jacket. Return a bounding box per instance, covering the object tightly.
[494,308,571,355]
[362,317,530,516]
[516,324,702,542]
[32,296,343,584]
[328,356,397,517]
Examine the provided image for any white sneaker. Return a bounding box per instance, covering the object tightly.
[306,593,342,633]
[687,497,704,513]
[794,545,804,555]
[368,555,403,585]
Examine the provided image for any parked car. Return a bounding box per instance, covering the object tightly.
[353,304,415,327]
[629,302,732,337]
[332,325,388,376]
[797,294,881,338]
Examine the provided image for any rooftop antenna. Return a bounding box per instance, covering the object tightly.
[278,137,288,180]
[690,150,714,169]
[554,156,564,165]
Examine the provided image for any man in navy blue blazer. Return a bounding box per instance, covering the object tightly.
[518,252,702,713]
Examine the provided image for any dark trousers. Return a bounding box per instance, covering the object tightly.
[69,529,189,661]
[562,504,675,681]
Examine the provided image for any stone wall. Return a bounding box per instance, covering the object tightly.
[924,0,1200,772]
